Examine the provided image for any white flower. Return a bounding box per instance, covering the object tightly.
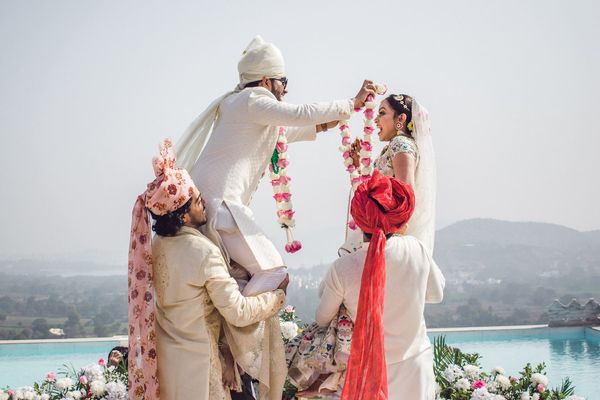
[66,391,81,400]
[496,375,511,390]
[520,393,531,400]
[40,394,50,400]
[464,364,482,379]
[532,394,540,400]
[470,388,491,400]
[90,380,106,396]
[531,373,549,387]
[280,321,299,340]
[0,392,8,400]
[443,364,463,382]
[455,378,470,391]
[364,101,375,109]
[83,364,105,383]
[566,396,586,400]
[105,381,127,400]
[55,378,73,390]
[492,367,505,376]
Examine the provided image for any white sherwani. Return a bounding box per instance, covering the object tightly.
[151,226,286,400]
[190,87,353,271]
[316,235,445,400]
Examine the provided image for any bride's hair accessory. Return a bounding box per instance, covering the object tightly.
[269,127,301,253]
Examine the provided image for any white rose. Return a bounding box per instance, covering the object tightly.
[443,364,463,382]
[280,321,299,340]
[90,380,106,397]
[496,375,511,390]
[463,364,481,379]
[55,378,73,390]
[454,378,470,391]
[520,393,531,400]
[531,373,549,387]
[106,381,128,400]
[470,388,491,400]
[532,394,540,400]
[66,391,81,400]
[492,367,506,376]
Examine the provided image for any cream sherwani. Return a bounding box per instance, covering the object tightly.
[190,87,353,272]
[316,236,445,400]
[151,226,286,400]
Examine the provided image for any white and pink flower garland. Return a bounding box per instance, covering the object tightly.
[339,83,387,230]
[269,127,302,253]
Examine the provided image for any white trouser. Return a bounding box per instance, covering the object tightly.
[215,203,284,275]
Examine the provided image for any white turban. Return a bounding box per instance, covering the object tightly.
[177,35,285,171]
[237,35,285,88]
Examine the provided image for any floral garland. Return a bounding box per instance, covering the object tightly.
[270,127,302,253]
[339,84,387,230]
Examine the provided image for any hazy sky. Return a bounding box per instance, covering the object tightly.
[1,0,598,268]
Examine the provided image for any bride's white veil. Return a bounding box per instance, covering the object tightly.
[409,99,436,254]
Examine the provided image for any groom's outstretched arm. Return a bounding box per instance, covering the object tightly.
[315,262,344,327]
[203,249,286,327]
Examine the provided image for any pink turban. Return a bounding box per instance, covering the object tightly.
[127,138,198,400]
[342,170,415,400]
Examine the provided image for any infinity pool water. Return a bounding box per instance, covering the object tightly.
[0,339,120,388]
[1,328,598,398]
[428,326,600,400]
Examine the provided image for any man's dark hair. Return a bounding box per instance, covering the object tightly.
[149,198,192,236]
[243,80,262,88]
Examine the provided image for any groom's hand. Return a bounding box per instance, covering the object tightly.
[353,79,377,109]
[316,120,340,133]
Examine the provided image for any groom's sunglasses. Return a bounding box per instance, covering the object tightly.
[272,77,288,89]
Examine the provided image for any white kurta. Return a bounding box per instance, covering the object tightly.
[151,226,286,400]
[190,87,353,272]
[315,235,445,400]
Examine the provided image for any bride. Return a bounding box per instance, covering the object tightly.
[285,94,443,399]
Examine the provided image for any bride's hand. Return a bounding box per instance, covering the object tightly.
[349,138,361,168]
[353,80,376,109]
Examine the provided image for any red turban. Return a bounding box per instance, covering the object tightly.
[342,170,415,400]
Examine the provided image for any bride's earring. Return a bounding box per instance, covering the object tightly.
[396,122,403,135]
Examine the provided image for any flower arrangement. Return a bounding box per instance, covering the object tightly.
[0,359,128,400]
[270,127,302,253]
[279,304,302,343]
[433,336,584,400]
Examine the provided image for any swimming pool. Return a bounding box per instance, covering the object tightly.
[428,326,600,400]
[0,338,123,388]
[1,327,598,398]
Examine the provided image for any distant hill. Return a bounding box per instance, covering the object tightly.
[433,219,600,282]
[0,259,124,277]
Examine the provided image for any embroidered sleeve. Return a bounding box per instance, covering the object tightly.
[389,135,418,159]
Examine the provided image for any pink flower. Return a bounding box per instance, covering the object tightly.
[361,158,371,167]
[348,220,357,230]
[341,136,352,146]
[360,141,373,151]
[80,375,88,385]
[284,305,295,313]
[47,371,56,381]
[285,240,302,253]
[346,164,356,173]
[273,192,292,202]
[277,210,295,219]
[276,143,288,152]
[271,178,280,186]
[279,175,291,184]
[278,127,286,135]
[342,151,350,159]
[509,376,518,383]
[339,124,349,131]
[98,358,105,366]
[354,107,363,112]
[472,380,485,389]
[363,126,375,134]
[277,159,290,168]
[351,177,362,185]
[8,390,15,396]
[364,109,374,119]
[537,384,545,393]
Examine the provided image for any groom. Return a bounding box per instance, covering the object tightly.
[177,35,376,280]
